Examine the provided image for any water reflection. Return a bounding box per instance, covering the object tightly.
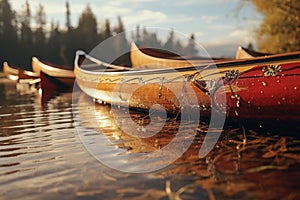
[74,91,300,199]
[0,78,300,199]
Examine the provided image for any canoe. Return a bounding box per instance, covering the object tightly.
[75,50,300,121]
[214,61,300,121]
[2,62,19,81]
[31,57,74,90]
[18,68,39,80]
[31,57,75,104]
[130,42,229,69]
[130,43,300,78]
[130,42,300,77]
[31,57,74,88]
[235,46,272,59]
[74,50,211,116]
[2,61,39,84]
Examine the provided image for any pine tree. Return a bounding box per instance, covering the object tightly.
[135,25,141,44]
[19,0,33,69]
[34,3,47,59]
[185,33,198,56]
[115,16,124,33]
[163,30,175,52]
[102,18,111,39]
[76,4,99,52]
[47,21,64,65]
[62,1,76,67]
[112,16,129,65]
[65,1,72,31]
[0,0,18,66]
[174,40,184,55]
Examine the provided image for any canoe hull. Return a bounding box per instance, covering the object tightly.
[3,62,19,81]
[214,62,300,121]
[31,57,75,87]
[75,50,300,122]
[40,72,74,104]
[75,69,211,116]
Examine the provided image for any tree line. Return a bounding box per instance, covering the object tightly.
[0,0,198,70]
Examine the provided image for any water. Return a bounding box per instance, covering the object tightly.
[1,77,300,200]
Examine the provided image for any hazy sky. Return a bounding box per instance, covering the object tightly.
[11,0,261,56]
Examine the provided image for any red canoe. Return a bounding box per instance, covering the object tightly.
[31,57,75,104]
[213,61,300,121]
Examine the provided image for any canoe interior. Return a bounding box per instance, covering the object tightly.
[235,46,272,59]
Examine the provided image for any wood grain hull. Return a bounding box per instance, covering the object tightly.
[75,67,211,116]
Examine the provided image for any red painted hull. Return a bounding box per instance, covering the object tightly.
[40,72,74,104]
[214,61,300,121]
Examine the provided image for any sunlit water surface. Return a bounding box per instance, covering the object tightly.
[1,78,300,200]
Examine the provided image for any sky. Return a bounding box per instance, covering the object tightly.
[10,0,262,57]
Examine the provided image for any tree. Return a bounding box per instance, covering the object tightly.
[174,40,184,55]
[246,0,300,53]
[19,0,33,69]
[185,33,198,56]
[163,29,175,52]
[135,25,141,44]
[65,1,72,31]
[76,4,99,52]
[101,18,111,39]
[115,16,124,33]
[112,16,129,65]
[33,3,47,58]
[47,21,64,65]
[62,1,76,67]
[0,0,18,66]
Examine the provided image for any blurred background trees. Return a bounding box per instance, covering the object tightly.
[1,0,299,69]
[0,0,199,69]
[246,0,300,53]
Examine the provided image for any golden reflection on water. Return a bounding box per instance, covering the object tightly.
[0,78,300,199]
[75,91,300,199]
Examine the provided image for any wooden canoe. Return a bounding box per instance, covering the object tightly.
[74,50,212,116]
[130,42,229,69]
[31,57,75,88]
[213,61,300,121]
[2,62,19,81]
[130,43,300,81]
[3,62,19,81]
[75,50,300,121]
[2,61,39,83]
[31,57,75,104]
[18,68,39,80]
[235,46,272,59]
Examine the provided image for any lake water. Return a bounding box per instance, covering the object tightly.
[0,77,300,200]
